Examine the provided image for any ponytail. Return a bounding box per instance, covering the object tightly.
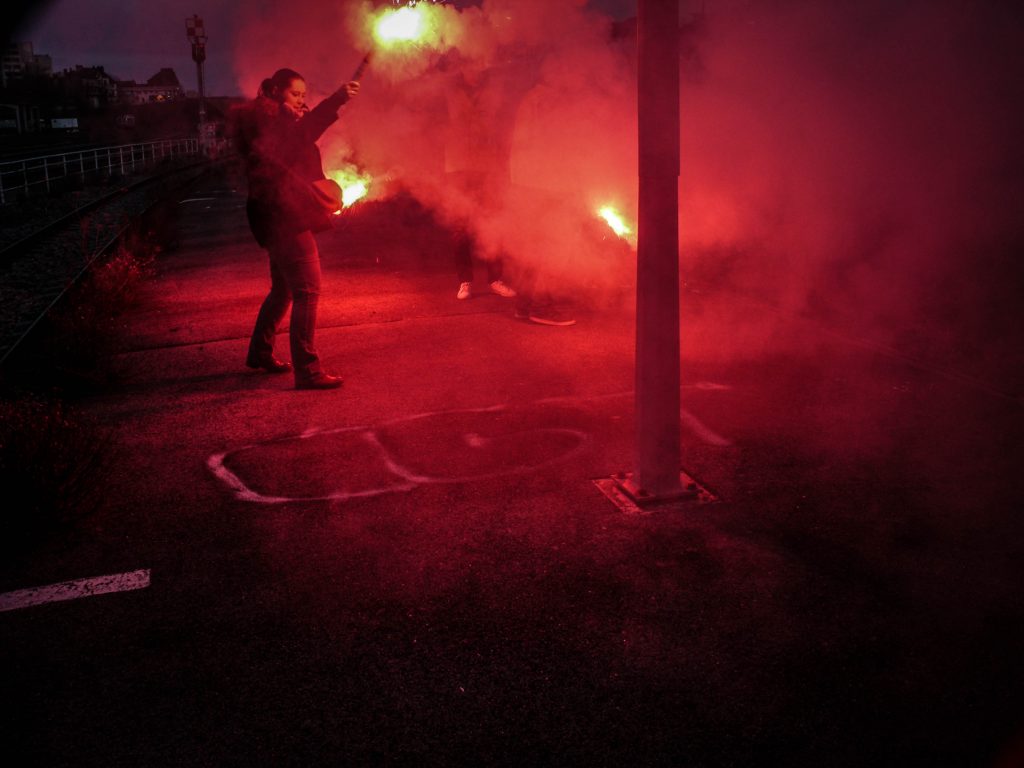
[261,68,305,102]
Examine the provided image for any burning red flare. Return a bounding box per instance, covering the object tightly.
[326,165,372,209]
[371,3,447,48]
[598,205,635,243]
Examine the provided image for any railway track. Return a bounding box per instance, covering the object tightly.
[0,159,217,365]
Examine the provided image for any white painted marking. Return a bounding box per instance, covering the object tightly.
[206,387,739,506]
[0,569,150,613]
[361,430,434,485]
[534,390,632,406]
[547,389,735,445]
[207,452,294,504]
[689,381,732,391]
[206,406,589,504]
[380,403,506,426]
[207,392,739,505]
[550,385,732,444]
[680,407,732,446]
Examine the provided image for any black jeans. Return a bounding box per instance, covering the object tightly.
[455,229,503,284]
[248,229,323,381]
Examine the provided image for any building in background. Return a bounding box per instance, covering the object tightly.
[2,41,52,88]
[117,68,184,105]
[0,42,230,145]
[54,65,117,110]
[1,42,56,134]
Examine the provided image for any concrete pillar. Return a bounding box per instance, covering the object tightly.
[634,0,682,499]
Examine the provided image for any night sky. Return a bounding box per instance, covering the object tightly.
[7,0,639,96]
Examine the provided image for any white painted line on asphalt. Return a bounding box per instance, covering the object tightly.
[680,407,732,446]
[207,392,736,505]
[208,407,590,504]
[0,569,151,613]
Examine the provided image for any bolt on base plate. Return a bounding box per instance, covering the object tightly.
[594,469,718,514]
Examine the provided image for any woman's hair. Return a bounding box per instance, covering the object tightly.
[258,68,305,101]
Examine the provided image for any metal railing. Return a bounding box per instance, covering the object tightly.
[0,137,201,205]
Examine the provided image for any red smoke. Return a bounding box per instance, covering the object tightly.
[230,0,1023,386]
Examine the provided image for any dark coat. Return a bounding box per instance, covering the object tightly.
[234,91,347,248]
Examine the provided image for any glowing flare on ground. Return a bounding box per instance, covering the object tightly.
[326,166,372,208]
[598,205,633,239]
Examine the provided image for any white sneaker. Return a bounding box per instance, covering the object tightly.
[457,282,472,300]
[489,279,516,298]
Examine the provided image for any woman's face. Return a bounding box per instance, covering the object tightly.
[278,78,307,118]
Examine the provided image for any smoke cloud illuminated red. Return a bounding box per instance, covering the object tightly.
[227,0,1022,384]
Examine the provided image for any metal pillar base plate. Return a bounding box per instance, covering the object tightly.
[594,470,718,514]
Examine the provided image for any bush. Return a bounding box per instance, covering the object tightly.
[26,241,156,391]
[82,241,157,320]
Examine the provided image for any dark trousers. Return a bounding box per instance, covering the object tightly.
[455,230,503,284]
[248,229,323,381]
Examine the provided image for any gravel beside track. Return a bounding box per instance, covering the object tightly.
[0,160,214,362]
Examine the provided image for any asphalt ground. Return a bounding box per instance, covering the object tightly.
[3,166,1023,767]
